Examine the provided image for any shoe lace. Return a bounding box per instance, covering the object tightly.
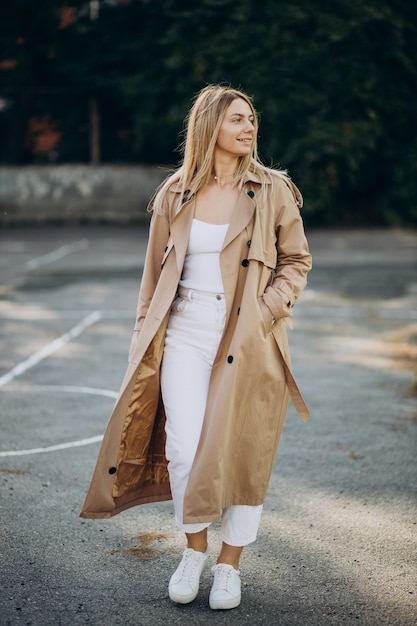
[179,549,202,580]
[214,565,234,591]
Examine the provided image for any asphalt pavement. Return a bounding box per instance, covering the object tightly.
[0,225,416,626]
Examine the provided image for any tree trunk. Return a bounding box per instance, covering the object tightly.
[89,96,100,164]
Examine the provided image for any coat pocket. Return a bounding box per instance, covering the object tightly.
[257,296,275,335]
[170,295,188,313]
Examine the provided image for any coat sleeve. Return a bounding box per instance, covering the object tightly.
[262,179,312,323]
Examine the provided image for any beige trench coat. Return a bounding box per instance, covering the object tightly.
[80,171,312,522]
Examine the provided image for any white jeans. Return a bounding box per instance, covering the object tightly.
[160,287,263,546]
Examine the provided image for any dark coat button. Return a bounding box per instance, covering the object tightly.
[247,240,251,247]
[227,355,234,363]
[109,467,117,475]
[164,246,168,252]
[247,190,255,198]
[237,307,240,315]
[241,259,249,267]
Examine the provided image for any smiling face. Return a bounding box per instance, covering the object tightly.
[215,98,256,160]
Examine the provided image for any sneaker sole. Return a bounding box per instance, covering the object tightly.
[209,594,241,610]
[169,589,199,604]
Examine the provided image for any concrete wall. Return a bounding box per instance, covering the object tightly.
[0,165,168,225]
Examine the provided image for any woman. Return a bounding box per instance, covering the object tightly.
[80,85,312,610]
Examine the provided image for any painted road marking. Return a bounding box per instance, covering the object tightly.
[0,310,133,320]
[0,384,118,399]
[0,384,117,457]
[0,311,102,387]
[24,240,89,271]
[0,436,104,457]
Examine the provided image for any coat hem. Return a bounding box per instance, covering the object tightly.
[182,497,266,524]
[79,489,172,519]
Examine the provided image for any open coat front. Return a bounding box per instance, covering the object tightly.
[80,172,312,522]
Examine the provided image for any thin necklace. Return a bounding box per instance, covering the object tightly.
[214,174,235,181]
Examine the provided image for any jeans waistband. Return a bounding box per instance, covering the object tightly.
[178,286,225,302]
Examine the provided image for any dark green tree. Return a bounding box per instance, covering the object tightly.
[1,0,416,226]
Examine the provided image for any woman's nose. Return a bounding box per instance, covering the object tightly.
[245,120,255,132]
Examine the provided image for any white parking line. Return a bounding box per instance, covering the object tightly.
[0,436,104,457]
[24,239,89,271]
[0,311,102,387]
[0,384,116,457]
[0,310,133,320]
[0,384,118,399]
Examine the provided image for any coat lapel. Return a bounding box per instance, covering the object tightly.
[170,195,195,273]
[222,188,256,251]
[168,175,266,274]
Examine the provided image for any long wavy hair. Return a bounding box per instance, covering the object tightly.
[152,84,287,215]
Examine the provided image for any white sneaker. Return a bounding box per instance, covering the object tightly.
[168,548,209,604]
[209,563,241,610]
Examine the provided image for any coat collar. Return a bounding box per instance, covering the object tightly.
[168,170,267,246]
[167,190,256,273]
[168,169,270,194]
[169,184,257,253]
[167,169,273,271]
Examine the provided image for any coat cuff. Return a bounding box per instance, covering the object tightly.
[262,280,295,320]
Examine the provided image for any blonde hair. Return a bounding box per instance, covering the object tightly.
[152,84,288,215]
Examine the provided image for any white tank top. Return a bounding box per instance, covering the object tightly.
[179,219,229,293]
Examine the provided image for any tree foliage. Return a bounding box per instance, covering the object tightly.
[1,0,416,226]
